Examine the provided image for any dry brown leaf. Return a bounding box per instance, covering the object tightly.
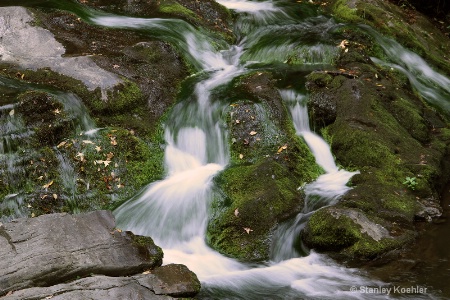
[243,227,253,234]
[106,152,114,160]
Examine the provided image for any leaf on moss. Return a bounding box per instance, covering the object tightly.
[243,227,253,234]
[277,144,288,153]
[42,180,54,189]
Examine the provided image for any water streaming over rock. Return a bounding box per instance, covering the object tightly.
[111,2,383,299]
[362,25,450,114]
[3,0,448,298]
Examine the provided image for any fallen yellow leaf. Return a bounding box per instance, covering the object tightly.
[277,144,288,153]
[57,141,67,148]
[43,180,54,189]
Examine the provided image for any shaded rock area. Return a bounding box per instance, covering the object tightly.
[0,210,200,299]
[301,0,450,261]
[207,72,322,261]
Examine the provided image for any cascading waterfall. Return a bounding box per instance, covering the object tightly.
[270,90,359,262]
[112,2,386,299]
[1,0,448,298]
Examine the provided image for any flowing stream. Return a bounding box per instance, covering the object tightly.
[106,1,385,299]
[2,0,450,298]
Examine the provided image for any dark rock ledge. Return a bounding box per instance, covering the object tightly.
[0,210,200,299]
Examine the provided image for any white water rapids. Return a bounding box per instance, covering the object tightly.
[109,1,389,299]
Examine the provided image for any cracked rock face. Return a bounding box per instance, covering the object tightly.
[0,211,200,299]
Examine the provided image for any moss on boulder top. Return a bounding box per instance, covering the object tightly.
[207,72,322,261]
[302,24,450,261]
[317,0,450,75]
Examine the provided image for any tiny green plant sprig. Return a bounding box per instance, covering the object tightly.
[403,176,417,190]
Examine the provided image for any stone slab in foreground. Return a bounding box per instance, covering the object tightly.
[0,211,200,298]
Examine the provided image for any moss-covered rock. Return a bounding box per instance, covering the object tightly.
[302,28,450,260]
[16,91,75,146]
[318,0,450,76]
[207,72,322,261]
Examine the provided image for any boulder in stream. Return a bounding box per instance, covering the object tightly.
[0,210,200,299]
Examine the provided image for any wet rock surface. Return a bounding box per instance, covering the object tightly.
[302,0,450,261]
[207,72,322,261]
[0,7,121,91]
[0,211,200,298]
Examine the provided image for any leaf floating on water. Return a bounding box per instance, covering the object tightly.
[249,131,257,136]
[243,227,253,234]
[234,208,239,217]
[42,180,54,189]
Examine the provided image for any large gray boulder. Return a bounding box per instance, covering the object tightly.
[0,211,200,298]
[1,264,200,300]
